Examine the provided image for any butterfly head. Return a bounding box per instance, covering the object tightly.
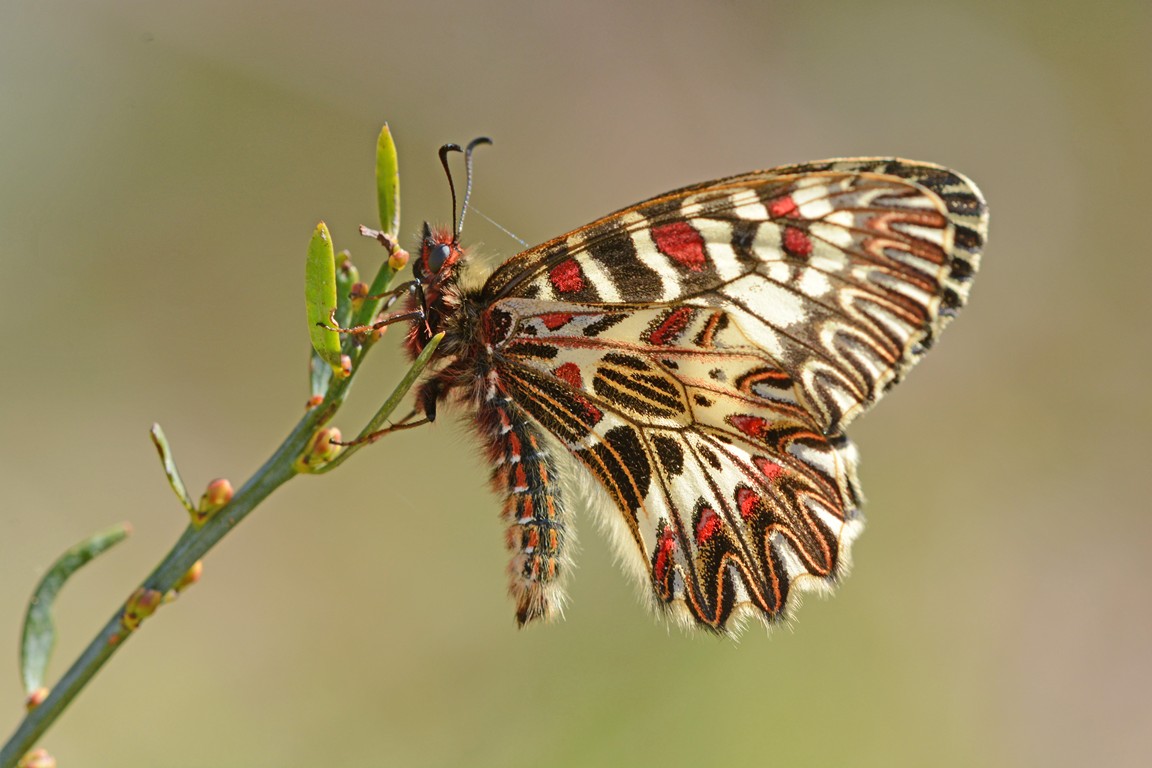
[414,221,465,286]
[405,138,491,353]
[414,137,491,288]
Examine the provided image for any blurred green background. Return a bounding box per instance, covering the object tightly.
[1,1,1149,766]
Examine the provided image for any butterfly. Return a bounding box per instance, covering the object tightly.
[391,140,987,633]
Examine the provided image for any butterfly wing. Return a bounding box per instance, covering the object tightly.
[478,159,987,631]
[490,314,865,630]
[484,159,986,432]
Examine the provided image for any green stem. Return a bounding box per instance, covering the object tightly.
[3,124,410,767]
[0,402,325,768]
[0,290,405,766]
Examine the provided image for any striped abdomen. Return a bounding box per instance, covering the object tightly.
[477,386,570,625]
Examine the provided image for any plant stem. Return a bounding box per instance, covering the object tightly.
[0,400,328,768]
[2,161,412,762]
[0,300,439,765]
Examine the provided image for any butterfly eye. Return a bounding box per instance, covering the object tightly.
[427,242,451,272]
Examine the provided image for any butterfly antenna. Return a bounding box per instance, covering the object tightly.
[457,137,492,237]
[438,143,463,241]
[471,205,528,248]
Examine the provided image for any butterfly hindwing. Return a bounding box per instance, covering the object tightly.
[492,302,864,630]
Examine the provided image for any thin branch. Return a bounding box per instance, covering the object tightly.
[2,124,411,768]
[0,398,324,768]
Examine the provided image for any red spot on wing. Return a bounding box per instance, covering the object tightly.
[540,312,574,330]
[553,362,583,389]
[647,307,695,346]
[652,221,707,271]
[549,259,585,293]
[542,358,602,423]
[736,486,761,520]
[753,457,785,482]
[575,395,603,426]
[768,195,799,218]
[653,526,678,587]
[783,226,813,257]
[695,507,721,545]
[729,414,769,440]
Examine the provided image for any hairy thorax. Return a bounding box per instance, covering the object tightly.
[410,277,497,410]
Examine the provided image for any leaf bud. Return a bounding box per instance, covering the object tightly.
[193,478,234,526]
[295,427,344,472]
[24,687,49,711]
[17,748,55,768]
[121,588,164,632]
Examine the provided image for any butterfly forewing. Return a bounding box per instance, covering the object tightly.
[417,157,986,633]
[484,160,983,431]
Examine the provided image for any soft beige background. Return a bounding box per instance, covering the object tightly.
[1,1,1149,766]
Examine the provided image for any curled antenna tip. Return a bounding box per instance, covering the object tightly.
[437,138,493,242]
[438,144,464,236]
[458,137,490,236]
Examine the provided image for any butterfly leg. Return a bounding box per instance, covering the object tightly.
[359,279,419,305]
[320,307,425,336]
[330,411,432,447]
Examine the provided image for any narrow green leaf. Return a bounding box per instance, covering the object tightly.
[375,124,400,236]
[21,524,132,694]
[309,253,360,398]
[359,331,443,438]
[150,423,195,514]
[305,221,343,373]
